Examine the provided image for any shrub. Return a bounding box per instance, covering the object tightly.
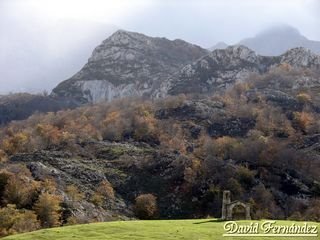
[90,192,104,207]
[134,194,158,219]
[0,171,12,202]
[255,106,294,137]
[211,136,239,160]
[35,124,63,148]
[132,106,157,142]
[0,204,17,236]
[0,149,7,162]
[65,185,84,202]
[96,180,115,202]
[41,178,58,194]
[1,132,30,155]
[10,210,40,235]
[303,199,320,221]
[34,192,62,228]
[237,166,255,188]
[159,122,187,153]
[90,180,115,207]
[293,111,315,134]
[225,178,243,197]
[296,93,312,104]
[0,205,39,237]
[4,175,40,208]
[102,111,124,141]
[158,94,186,109]
[251,184,281,219]
[288,211,303,221]
[183,158,201,184]
[66,215,91,225]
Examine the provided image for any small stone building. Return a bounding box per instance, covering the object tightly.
[221,190,251,220]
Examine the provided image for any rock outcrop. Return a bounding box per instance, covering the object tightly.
[161,45,320,96]
[52,30,208,103]
[52,30,320,104]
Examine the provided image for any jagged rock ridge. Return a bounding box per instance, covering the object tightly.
[52,30,320,103]
[52,30,208,103]
[162,45,320,96]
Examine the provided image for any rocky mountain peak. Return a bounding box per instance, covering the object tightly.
[161,45,320,96]
[163,45,262,96]
[52,29,320,104]
[280,47,320,67]
[211,45,258,63]
[52,30,208,103]
[88,30,151,63]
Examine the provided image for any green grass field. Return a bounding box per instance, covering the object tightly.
[2,219,319,240]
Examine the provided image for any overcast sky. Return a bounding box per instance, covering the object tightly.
[0,0,319,93]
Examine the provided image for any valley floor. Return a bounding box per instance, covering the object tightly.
[2,219,319,240]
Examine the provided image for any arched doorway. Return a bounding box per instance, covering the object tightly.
[231,204,246,220]
[228,202,251,220]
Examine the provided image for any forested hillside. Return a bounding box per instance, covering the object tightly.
[0,65,319,237]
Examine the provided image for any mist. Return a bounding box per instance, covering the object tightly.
[0,0,319,94]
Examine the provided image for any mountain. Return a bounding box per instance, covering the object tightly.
[239,25,320,56]
[52,30,320,104]
[52,30,208,103]
[209,41,228,51]
[161,45,320,96]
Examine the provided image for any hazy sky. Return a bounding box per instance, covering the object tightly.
[0,0,319,93]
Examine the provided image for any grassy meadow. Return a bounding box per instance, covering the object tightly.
[2,219,319,240]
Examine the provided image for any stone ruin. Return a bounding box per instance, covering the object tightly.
[221,190,251,220]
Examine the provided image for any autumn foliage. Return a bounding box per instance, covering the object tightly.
[134,194,158,220]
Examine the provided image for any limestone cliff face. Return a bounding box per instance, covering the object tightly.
[52,30,320,103]
[161,45,263,96]
[52,30,208,103]
[160,45,320,96]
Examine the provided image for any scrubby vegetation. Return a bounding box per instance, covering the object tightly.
[134,194,158,219]
[0,66,320,236]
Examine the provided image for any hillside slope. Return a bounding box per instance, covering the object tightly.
[1,63,320,228]
[51,29,320,104]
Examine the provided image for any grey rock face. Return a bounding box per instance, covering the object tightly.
[52,30,320,103]
[163,45,263,95]
[161,45,320,96]
[52,30,208,103]
[280,47,320,67]
[10,148,133,220]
